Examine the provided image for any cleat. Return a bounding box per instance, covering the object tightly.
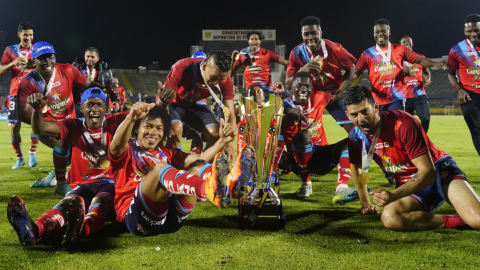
[206,153,231,208]
[7,195,38,246]
[296,181,312,198]
[228,145,256,199]
[29,152,38,167]
[63,196,85,244]
[12,157,26,169]
[55,182,71,197]
[30,171,56,188]
[333,186,371,205]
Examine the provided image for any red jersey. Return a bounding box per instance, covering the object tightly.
[448,39,480,93]
[56,112,128,188]
[348,110,448,187]
[403,53,427,98]
[108,142,190,222]
[18,64,86,121]
[110,85,126,108]
[234,47,280,92]
[356,43,420,105]
[0,44,35,96]
[164,58,233,107]
[281,91,332,149]
[287,40,356,93]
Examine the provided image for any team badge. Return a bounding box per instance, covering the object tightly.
[474,59,480,69]
[83,174,91,180]
[52,91,61,102]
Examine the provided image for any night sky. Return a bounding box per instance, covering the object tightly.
[1,0,477,69]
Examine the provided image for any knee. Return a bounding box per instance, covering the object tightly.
[153,161,169,173]
[172,123,183,137]
[381,208,405,231]
[292,130,311,146]
[465,215,480,230]
[205,127,219,140]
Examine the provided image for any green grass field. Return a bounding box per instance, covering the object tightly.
[0,115,479,269]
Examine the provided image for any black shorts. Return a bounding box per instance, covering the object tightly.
[7,96,19,123]
[325,99,352,126]
[279,143,338,176]
[169,103,219,133]
[66,183,114,210]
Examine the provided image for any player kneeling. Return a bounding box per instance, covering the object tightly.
[108,102,234,236]
[345,85,480,231]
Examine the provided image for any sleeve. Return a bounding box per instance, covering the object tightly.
[55,119,76,142]
[168,148,190,169]
[71,65,88,87]
[0,48,13,65]
[448,49,459,72]
[403,46,421,63]
[164,60,185,92]
[108,142,132,169]
[219,76,234,100]
[347,135,362,164]
[398,117,428,160]
[286,51,300,77]
[335,44,357,69]
[17,77,35,103]
[269,50,280,63]
[355,53,368,73]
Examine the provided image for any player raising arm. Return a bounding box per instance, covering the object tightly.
[108,102,234,236]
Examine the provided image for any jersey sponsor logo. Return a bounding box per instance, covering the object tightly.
[52,81,61,88]
[134,174,144,182]
[141,211,166,226]
[90,133,101,139]
[49,97,71,110]
[405,79,419,86]
[374,64,398,73]
[375,142,390,149]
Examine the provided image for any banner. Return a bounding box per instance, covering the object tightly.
[202,30,276,41]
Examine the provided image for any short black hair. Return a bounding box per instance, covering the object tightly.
[246,30,263,40]
[132,105,172,146]
[292,71,313,84]
[374,19,390,26]
[300,16,321,27]
[85,47,99,57]
[465,14,480,24]
[206,50,231,72]
[248,84,264,96]
[343,85,375,108]
[18,22,34,32]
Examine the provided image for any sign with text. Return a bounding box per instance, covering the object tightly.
[202,30,276,41]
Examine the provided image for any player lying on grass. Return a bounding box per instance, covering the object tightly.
[344,85,480,231]
[7,88,126,246]
[276,71,359,203]
[108,102,234,236]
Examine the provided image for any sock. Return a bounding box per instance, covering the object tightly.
[11,135,23,158]
[442,214,467,229]
[292,143,313,183]
[53,146,70,182]
[35,206,66,238]
[158,165,208,198]
[336,150,351,189]
[29,133,39,153]
[138,189,170,220]
[190,140,204,154]
[82,202,107,237]
[176,196,196,216]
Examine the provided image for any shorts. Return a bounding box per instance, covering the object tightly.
[169,103,219,133]
[379,100,405,111]
[278,143,338,176]
[410,156,467,212]
[7,96,18,123]
[124,184,189,236]
[37,134,71,151]
[325,99,352,126]
[66,183,114,209]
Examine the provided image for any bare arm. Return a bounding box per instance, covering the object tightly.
[351,163,379,214]
[278,57,288,67]
[230,50,240,77]
[27,93,61,137]
[18,102,32,124]
[0,57,23,75]
[448,72,471,105]
[414,56,447,71]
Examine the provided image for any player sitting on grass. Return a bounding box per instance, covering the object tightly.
[7,88,126,246]
[344,85,480,231]
[108,102,234,236]
[277,71,359,203]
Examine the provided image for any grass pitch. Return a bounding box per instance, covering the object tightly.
[0,115,479,269]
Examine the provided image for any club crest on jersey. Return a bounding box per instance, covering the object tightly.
[52,91,61,102]
[379,80,384,85]
[83,174,91,180]
[474,60,480,69]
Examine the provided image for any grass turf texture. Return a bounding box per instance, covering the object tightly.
[0,115,479,269]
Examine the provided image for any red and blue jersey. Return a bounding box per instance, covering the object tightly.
[164,58,233,107]
[108,141,189,222]
[356,44,419,105]
[448,39,480,93]
[234,47,280,92]
[403,53,427,98]
[56,112,128,189]
[0,44,35,96]
[348,110,448,187]
[287,39,356,93]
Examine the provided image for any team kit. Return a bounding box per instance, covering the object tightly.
[2,14,480,246]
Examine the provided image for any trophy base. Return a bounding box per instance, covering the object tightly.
[238,188,286,230]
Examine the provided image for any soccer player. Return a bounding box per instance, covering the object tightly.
[7,88,126,245]
[73,47,118,116]
[160,50,236,161]
[108,102,234,236]
[278,72,355,202]
[448,14,480,156]
[0,22,39,169]
[400,36,432,133]
[344,85,480,231]
[286,16,357,133]
[17,42,109,196]
[355,19,446,111]
[110,78,127,113]
[230,30,288,101]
